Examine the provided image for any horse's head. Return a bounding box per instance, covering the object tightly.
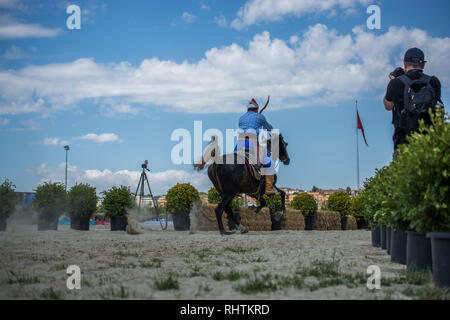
[267,132,290,166]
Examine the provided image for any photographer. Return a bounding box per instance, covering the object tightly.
[383,47,443,152]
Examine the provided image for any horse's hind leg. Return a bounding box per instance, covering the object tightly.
[225,204,248,234]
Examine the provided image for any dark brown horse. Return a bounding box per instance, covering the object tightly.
[194,133,290,235]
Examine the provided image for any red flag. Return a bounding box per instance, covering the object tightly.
[357,110,368,146]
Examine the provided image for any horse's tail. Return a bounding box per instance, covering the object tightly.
[193,135,219,171]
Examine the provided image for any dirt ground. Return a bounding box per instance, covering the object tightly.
[0,222,448,300]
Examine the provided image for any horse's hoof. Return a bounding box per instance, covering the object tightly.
[240,228,248,234]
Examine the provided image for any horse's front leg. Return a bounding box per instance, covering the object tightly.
[216,195,234,235]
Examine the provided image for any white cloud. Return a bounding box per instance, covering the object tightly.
[40,137,70,146]
[231,0,371,29]
[3,45,24,59]
[0,117,9,125]
[181,11,196,23]
[77,133,123,143]
[31,162,211,195]
[0,15,62,39]
[101,103,142,117]
[0,25,448,116]
[214,14,227,28]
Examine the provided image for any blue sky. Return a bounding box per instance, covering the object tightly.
[0,0,449,195]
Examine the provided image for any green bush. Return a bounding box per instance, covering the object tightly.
[166,183,199,213]
[231,196,242,212]
[68,183,98,218]
[101,185,134,217]
[33,182,67,221]
[392,108,450,232]
[326,191,351,216]
[207,187,221,204]
[0,179,18,221]
[207,187,241,212]
[290,193,317,216]
[349,196,363,217]
[261,194,282,214]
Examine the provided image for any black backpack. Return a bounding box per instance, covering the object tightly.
[397,74,438,130]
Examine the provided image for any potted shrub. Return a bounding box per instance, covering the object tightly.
[101,185,134,231]
[0,179,18,231]
[33,182,67,231]
[326,191,351,230]
[68,183,98,231]
[393,108,449,278]
[290,193,317,230]
[166,183,199,231]
[350,195,367,229]
[260,194,283,231]
[361,176,381,247]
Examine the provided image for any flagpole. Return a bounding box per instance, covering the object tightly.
[356,100,360,192]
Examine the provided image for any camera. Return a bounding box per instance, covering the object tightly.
[141,160,149,170]
[390,67,405,78]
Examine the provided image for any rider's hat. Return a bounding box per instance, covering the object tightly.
[248,98,259,110]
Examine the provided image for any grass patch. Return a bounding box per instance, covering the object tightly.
[236,274,278,294]
[140,258,162,269]
[113,251,140,258]
[109,260,136,269]
[402,285,450,300]
[224,246,256,254]
[154,274,179,291]
[213,270,246,282]
[99,286,130,299]
[41,287,63,300]
[7,272,40,285]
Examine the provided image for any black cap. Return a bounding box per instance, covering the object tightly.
[404,47,426,64]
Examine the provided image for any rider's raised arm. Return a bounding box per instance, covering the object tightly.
[258,113,273,131]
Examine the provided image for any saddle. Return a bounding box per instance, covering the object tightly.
[233,151,261,181]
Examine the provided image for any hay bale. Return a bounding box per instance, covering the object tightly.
[346,215,358,230]
[314,211,341,230]
[196,205,271,231]
[282,209,305,230]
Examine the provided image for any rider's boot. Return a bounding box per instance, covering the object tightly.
[265,174,276,195]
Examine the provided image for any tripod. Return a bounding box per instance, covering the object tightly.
[134,160,167,230]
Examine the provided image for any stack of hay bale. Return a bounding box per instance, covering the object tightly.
[239,207,271,231]
[196,205,271,231]
[314,211,341,230]
[346,216,358,230]
[281,209,305,230]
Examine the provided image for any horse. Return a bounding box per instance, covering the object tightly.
[194,132,290,235]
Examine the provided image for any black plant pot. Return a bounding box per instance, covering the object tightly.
[391,229,407,265]
[341,216,348,230]
[110,216,128,231]
[357,217,368,229]
[172,211,190,231]
[0,219,6,231]
[71,216,90,231]
[271,212,283,231]
[387,226,392,255]
[406,231,432,272]
[371,226,381,247]
[427,232,450,288]
[37,216,58,231]
[381,225,387,250]
[304,214,315,231]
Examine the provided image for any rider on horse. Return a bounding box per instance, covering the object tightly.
[235,98,276,195]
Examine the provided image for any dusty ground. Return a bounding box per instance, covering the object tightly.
[0,222,448,300]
